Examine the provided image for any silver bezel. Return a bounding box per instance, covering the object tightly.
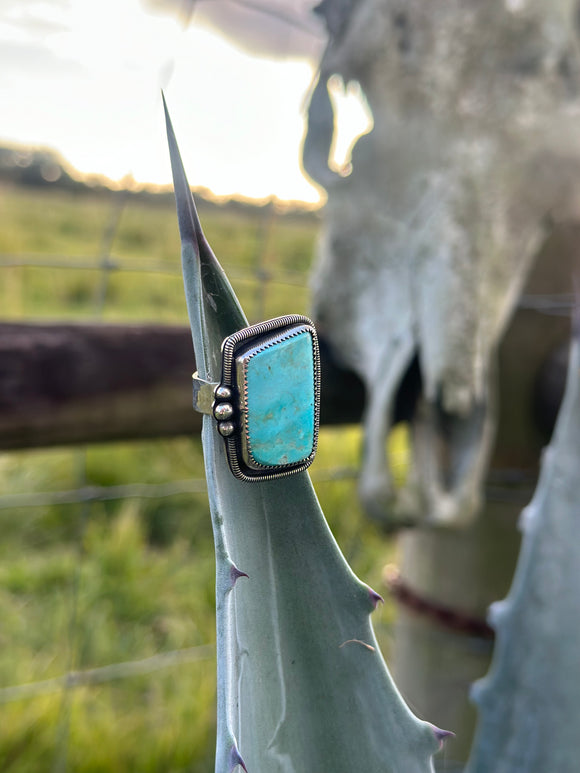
[214,315,320,481]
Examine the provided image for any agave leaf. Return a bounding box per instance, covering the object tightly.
[163,95,246,380]
[466,313,580,773]
[164,97,445,773]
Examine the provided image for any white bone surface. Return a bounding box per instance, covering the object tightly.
[305,0,580,525]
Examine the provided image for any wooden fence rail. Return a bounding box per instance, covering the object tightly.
[0,323,366,450]
[1,223,575,452]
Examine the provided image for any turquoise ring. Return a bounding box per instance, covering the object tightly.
[192,315,321,481]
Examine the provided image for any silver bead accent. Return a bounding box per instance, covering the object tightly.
[218,421,235,437]
[214,402,234,421]
[215,385,232,400]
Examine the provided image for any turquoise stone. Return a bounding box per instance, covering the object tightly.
[245,331,315,467]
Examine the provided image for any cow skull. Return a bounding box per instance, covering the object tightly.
[305,0,580,526]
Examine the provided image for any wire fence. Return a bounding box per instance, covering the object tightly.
[0,181,376,772]
[0,645,216,706]
[8,5,576,773]
[0,10,331,769]
[2,174,577,770]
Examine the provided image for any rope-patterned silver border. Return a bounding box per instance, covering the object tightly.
[217,315,320,482]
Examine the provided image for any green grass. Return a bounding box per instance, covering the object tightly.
[0,182,397,772]
[0,184,313,322]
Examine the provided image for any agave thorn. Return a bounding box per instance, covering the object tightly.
[230,563,249,587]
[163,92,246,377]
[228,742,248,772]
[431,725,455,749]
[163,94,205,250]
[368,586,384,609]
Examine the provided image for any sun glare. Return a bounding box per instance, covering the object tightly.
[163,25,321,202]
[0,1,339,203]
[327,76,374,173]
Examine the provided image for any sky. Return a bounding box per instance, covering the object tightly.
[0,0,373,204]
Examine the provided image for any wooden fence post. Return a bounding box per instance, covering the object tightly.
[391,226,577,765]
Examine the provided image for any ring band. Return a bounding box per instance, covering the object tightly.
[193,315,321,481]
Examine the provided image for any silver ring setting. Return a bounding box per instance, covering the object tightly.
[193,315,321,481]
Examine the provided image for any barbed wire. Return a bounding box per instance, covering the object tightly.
[519,292,576,316]
[0,179,359,773]
[0,645,215,705]
[0,252,307,287]
[1,86,575,773]
[0,207,567,772]
[0,8,324,771]
[0,467,359,510]
[2,253,574,313]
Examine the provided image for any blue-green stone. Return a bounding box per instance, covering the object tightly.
[245,332,315,467]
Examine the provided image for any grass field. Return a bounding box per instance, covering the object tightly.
[0,182,400,772]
